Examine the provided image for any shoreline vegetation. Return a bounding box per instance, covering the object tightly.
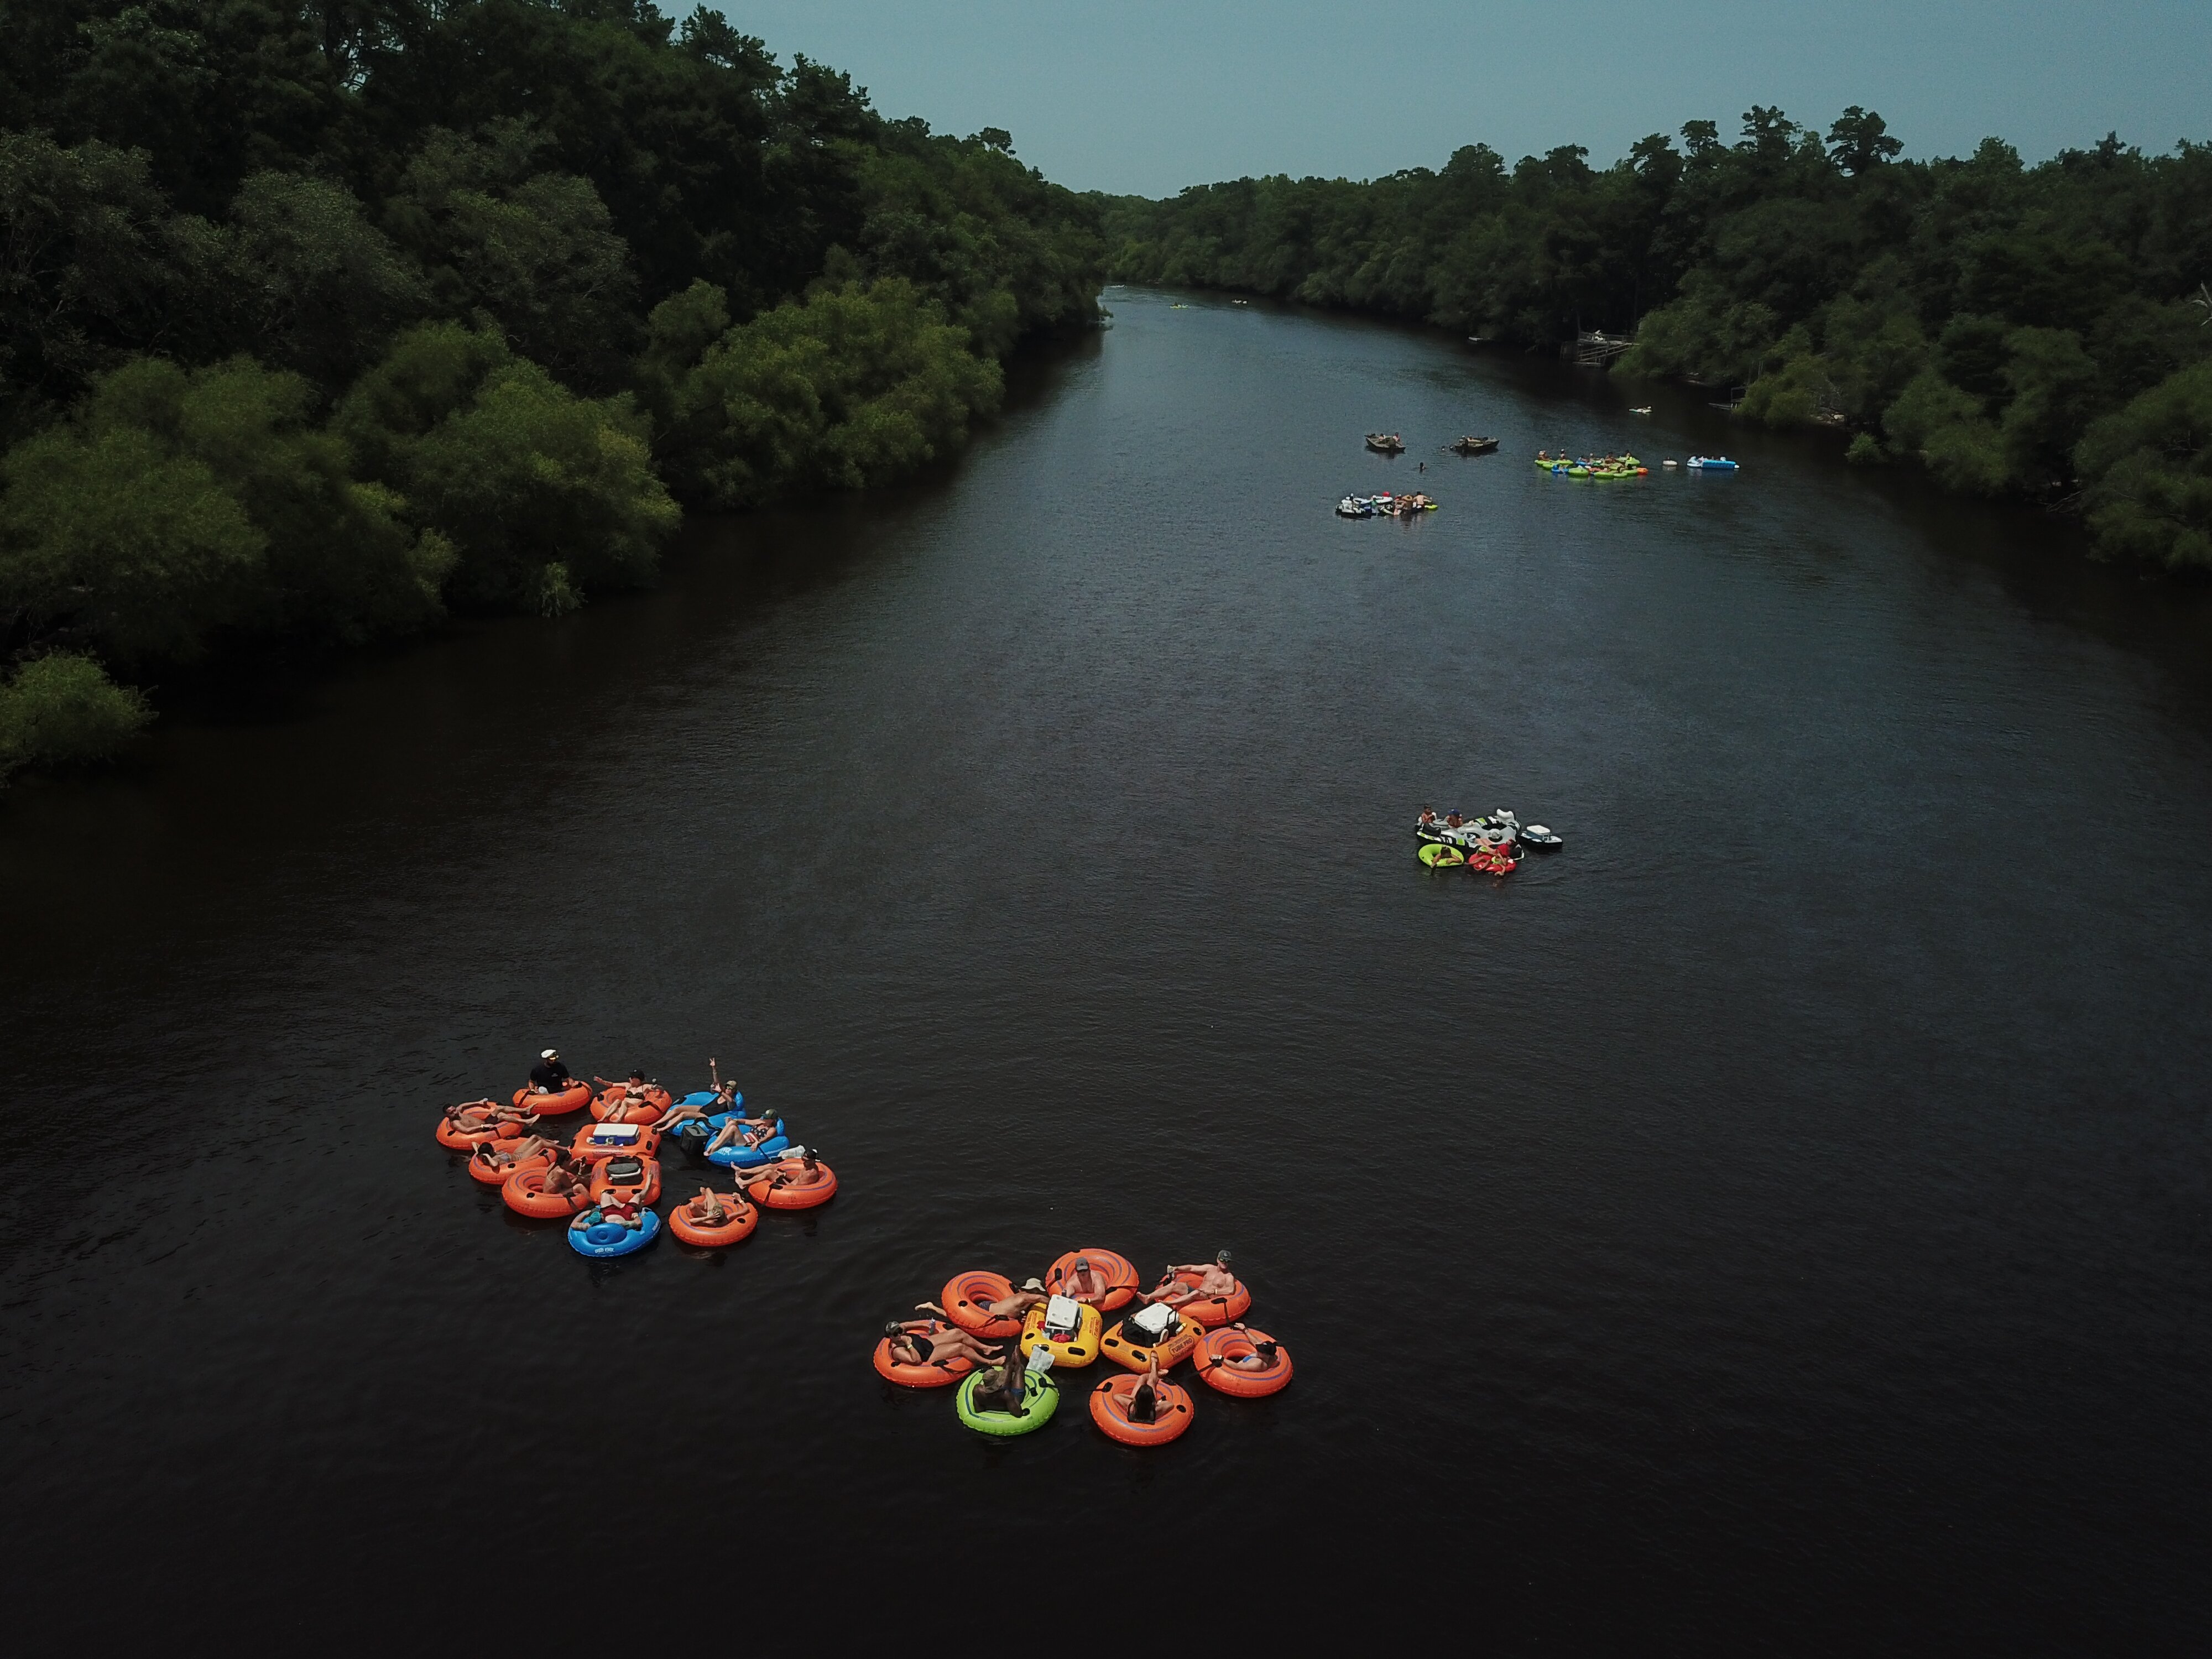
[0,0,1106,781]
[1103,110,2212,571]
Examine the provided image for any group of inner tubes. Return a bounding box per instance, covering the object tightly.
[435,1049,837,1258]
[1413,805,1564,873]
[873,1247,1292,1447]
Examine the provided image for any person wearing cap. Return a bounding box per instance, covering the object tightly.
[745,1146,828,1196]
[527,1049,573,1093]
[917,1277,1050,1326]
[1142,1250,1239,1307]
[1057,1255,1110,1302]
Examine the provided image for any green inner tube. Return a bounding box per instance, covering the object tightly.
[955,1369,1060,1436]
[1417,842,1465,867]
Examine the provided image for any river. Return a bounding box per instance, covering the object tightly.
[2,288,2207,1648]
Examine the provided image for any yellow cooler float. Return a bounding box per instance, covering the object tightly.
[1020,1296,1104,1369]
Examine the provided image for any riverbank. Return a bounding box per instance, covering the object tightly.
[0,6,1107,783]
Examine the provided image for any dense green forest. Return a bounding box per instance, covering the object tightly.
[0,0,1105,778]
[1105,110,2212,571]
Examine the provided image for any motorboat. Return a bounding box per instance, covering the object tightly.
[1630,406,1652,415]
[1519,825,1563,850]
[1365,432,1406,453]
[1686,455,1739,470]
[1336,495,1371,518]
[1449,436,1500,456]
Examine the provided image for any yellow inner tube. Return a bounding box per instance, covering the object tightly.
[1019,1301,1105,1369]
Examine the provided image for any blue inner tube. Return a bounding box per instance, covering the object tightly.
[701,1112,790,1168]
[677,1088,740,1110]
[568,1206,661,1258]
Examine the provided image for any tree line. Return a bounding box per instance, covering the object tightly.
[0,0,1105,779]
[1103,110,2212,572]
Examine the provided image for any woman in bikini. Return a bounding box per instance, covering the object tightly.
[883,1318,1001,1371]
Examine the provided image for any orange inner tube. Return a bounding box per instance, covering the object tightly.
[1088,1373,1194,1446]
[941,1270,1023,1338]
[436,1113,527,1151]
[872,1328,974,1388]
[571,1120,662,1162]
[591,1085,672,1124]
[503,1165,592,1218]
[744,1159,837,1210]
[1101,1310,1203,1372]
[588,1157,662,1206]
[1194,1326,1292,1397]
[669,1194,758,1246]
[1047,1247,1138,1311]
[468,1149,549,1187]
[1162,1270,1251,1328]
[512,1082,593,1116]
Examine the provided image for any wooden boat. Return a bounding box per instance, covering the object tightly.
[1449,436,1499,456]
[1364,432,1405,453]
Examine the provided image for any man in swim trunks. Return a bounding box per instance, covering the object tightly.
[1056,1256,1110,1302]
[748,1147,828,1194]
[883,1319,1001,1370]
[527,1049,573,1093]
[1143,1251,1238,1307]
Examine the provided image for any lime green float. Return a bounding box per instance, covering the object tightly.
[955,1369,1059,1436]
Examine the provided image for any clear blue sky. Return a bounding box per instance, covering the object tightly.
[721,0,2212,196]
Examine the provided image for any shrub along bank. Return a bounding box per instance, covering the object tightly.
[0,1,1105,779]
[1104,110,2212,571]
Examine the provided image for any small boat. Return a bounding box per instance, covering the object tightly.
[1686,455,1739,471]
[1365,433,1405,453]
[1630,406,1652,415]
[1662,459,1678,469]
[1449,436,1500,456]
[1519,825,1563,851]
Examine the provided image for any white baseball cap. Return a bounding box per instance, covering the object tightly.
[541,1048,558,1060]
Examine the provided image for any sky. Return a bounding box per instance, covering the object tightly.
[721,0,2212,196]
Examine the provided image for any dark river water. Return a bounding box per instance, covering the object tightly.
[3,288,2209,1649]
